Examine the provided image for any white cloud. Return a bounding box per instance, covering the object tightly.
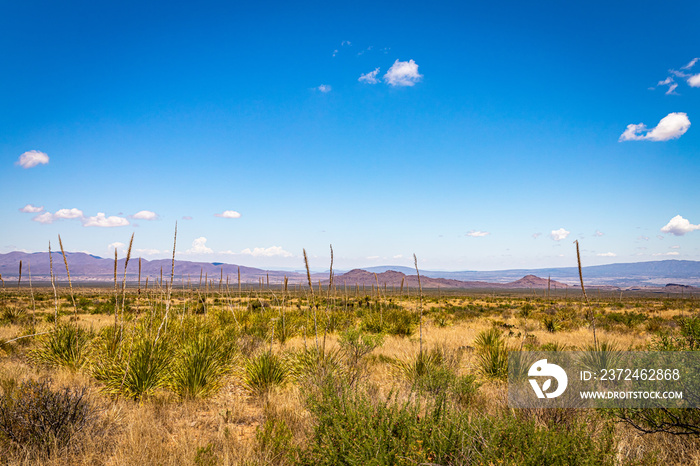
[597,252,617,257]
[688,74,700,87]
[384,59,423,87]
[182,216,193,220]
[215,210,241,219]
[393,254,403,259]
[240,246,292,257]
[359,68,380,84]
[366,255,380,260]
[132,210,158,220]
[317,84,332,93]
[550,228,570,241]
[341,40,351,46]
[670,245,681,249]
[681,58,699,70]
[660,215,700,236]
[32,212,56,224]
[594,230,604,237]
[19,204,44,213]
[466,230,490,237]
[638,235,650,241]
[619,112,691,141]
[55,208,83,219]
[30,207,83,224]
[83,212,129,227]
[187,237,213,254]
[332,49,338,57]
[134,248,162,256]
[16,150,49,169]
[653,252,680,256]
[108,242,125,251]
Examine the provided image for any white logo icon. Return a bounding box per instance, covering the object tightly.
[528,359,568,399]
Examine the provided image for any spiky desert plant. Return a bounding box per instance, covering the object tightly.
[169,332,235,399]
[29,324,92,371]
[58,235,78,320]
[244,351,288,395]
[473,328,509,379]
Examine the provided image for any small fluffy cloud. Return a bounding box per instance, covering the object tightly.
[384,59,423,87]
[619,112,690,142]
[108,242,125,251]
[550,228,570,241]
[19,204,43,213]
[653,252,680,256]
[83,212,129,227]
[134,248,162,256]
[359,68,380,84]
[55,208,83,219]
[660,215,700,236]
[466,230,490,237]
[688,74,700,88]
[132,210,158,220]
[393,254,403,259]
[597,252,617,257]
[33,212,56,224]
[215,210,241,219]
[240,246,292,257]
[16,150,49,169]
[31,208,84,224]
[317,84,332,93]
[187,237,213,254]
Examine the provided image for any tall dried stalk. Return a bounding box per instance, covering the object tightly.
[58,235,78,321]
[49,243,59,328]
[303,248,318,349]
[17,260,22,288]
[113,248,118,331]
[414,254,424,355]
[120,233,135,340]
[575,240,597,350]
[155,222,177,343]
[28,261,36,326]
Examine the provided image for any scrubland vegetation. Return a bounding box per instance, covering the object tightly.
[1,271,700,464]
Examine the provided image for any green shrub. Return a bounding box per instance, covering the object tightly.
[169,332,235,399]
[474,328,508,379]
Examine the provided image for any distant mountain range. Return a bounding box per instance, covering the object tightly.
[1,252,699,289]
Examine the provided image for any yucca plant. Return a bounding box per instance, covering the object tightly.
[244,351,288,395]
[578,340,621,372]
[92,331,171,400]
[289,346,346,388]
[474,328,508,380]
[29,324,91,371]
[169,332,235,399]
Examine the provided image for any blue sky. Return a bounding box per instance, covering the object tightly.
[1,0,699,271]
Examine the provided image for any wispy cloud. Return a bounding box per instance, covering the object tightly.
[83,212,129,227]
[594,230,604,237]
[384,59,423,87]
[532,232,542,239]
[132,210,158,220]
[597,252,617,257]
[681,58,699,70]
[182,216,193,220]
[550,228,570,241]
[358,68,380,84]
[240,246,292,257]
[186,237,213,254]
[134,248,163,256]
[466,230,490,237]
[619,112,690,141]
[19,204,44,213]
[317,84,332,93]
[215,210,241,219]
[16,150,49,169]
[653,251,680,256]
[660,215,700,236]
